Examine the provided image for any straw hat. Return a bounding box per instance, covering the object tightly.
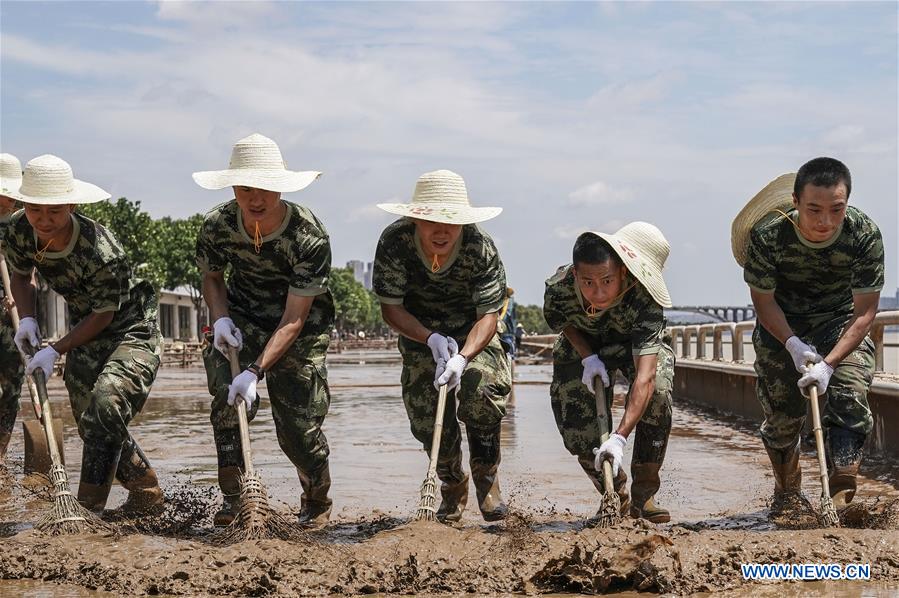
[730,173,796,267]
[582,222,673,308]
[192,133,321,193]
[1,153,23,196]
[3,154,109,205]
[377,169,501,225]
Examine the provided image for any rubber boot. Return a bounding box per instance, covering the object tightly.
[629,463,670,523]
[765,440,803,516]
[436,445,469,523]
[78,441,122,515]
[577,455,630,516]
[297,462,332,529]
[468,427,508,522]
[825,427,866,509]
[213,428,244,526]
[116,438,164,513]
[214,465,242,526]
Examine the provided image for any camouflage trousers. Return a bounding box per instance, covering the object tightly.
[398,333,511,486]
[753,320,874,451]
[63,328,162,485]
[550,346,674,488]
[202,312,331,481]
[0,318,24,437]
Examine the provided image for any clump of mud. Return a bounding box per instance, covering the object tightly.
[838,497,899,530]
[105,481,217,538]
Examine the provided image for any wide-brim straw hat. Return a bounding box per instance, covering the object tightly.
[377,169,502,225]
[582,221,673,308]
[731,173,796,267]
[4,154,109,205]
[0,153,23,196]
[192,133,321,193]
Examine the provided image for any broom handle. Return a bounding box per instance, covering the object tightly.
[807,382,832,499]
[30,369,63,465]
[426,384,450,479]
[594,384,616,495]
[0,255,43,421]
[227,346,256,477]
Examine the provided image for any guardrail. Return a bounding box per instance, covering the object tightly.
[666,310,899,373]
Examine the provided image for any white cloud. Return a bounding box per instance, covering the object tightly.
[568,181,634,206]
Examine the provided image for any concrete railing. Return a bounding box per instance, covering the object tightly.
[667,310,899,458]
[666,310,899,374]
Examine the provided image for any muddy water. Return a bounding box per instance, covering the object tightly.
[1,362,898,596]
[3,362,897,525]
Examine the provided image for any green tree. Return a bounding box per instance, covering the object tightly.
[329,267,373,332]
[516,304,551,335]
[155,214,207,335]
[79,197,166,291]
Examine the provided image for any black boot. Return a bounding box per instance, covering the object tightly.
[116,437,164,513]
[764,440,804,517]
[436,441,469,523]
[825,427,866,509]
[213,428,244,526]
[78,441,122,514]
[467,426,507,522]
[297,462,332,529]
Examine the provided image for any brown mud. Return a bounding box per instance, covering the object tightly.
[2,362,898,595]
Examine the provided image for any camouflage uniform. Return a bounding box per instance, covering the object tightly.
[543,264,674,515]
[195,200,335,516]
[744,206,884,501]
[4,211,162,507]
[373,218,511,521]
[0,211,25,459]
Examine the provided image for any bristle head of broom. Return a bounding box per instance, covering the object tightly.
[819,495,841,528]
[211,471,311,544]
[415,476,438,521]
[35,464,114,536]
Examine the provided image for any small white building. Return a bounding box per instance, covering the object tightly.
[35,285,207,342]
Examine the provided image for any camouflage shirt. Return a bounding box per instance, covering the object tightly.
[744,206,884,327]
[373,218,507,338]
[4,211,157,339]
[543,264,666,366]
[195,199,335,337]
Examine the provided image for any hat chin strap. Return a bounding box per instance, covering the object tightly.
[431,253,441,273]
[585,280,638,318]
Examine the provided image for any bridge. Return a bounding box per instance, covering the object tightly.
[669,305,755,323]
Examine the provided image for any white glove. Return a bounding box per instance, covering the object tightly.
[436,353,467,391]
[213,317,243,356]
[593,433,627,476]
[798,361,834,397]
[427,332,458,365]
[26,345,60,379]
[581,354,610,390]
[15,316,41,355]
[785,336,822,374]
[227,369,257,411]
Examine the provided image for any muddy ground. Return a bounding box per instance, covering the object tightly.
[2,362,898,595]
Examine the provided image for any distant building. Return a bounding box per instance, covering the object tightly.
[879,288,899,311]
[346,259,373,290]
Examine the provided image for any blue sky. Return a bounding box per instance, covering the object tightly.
[2,1,896,306]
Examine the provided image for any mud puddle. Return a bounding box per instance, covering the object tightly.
[2,362,898,595]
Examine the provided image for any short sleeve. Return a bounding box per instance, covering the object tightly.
[472,241,506,316]
[743,227,777,294]
[195,213,228,274]
[372,229,408,305]
[289,233,331,297]
[2,225,34,275]
[630,296,664,356]
[850,221,884,294]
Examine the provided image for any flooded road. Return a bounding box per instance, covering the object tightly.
[1,360,898,596]
[3,362,897,525]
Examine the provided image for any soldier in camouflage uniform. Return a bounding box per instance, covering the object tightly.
[374,169,511,523]
[739,158,883,513]
[193,134,336,527]
[544,223,675,523]
[4,154,163,512]
[0,153,25,466]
